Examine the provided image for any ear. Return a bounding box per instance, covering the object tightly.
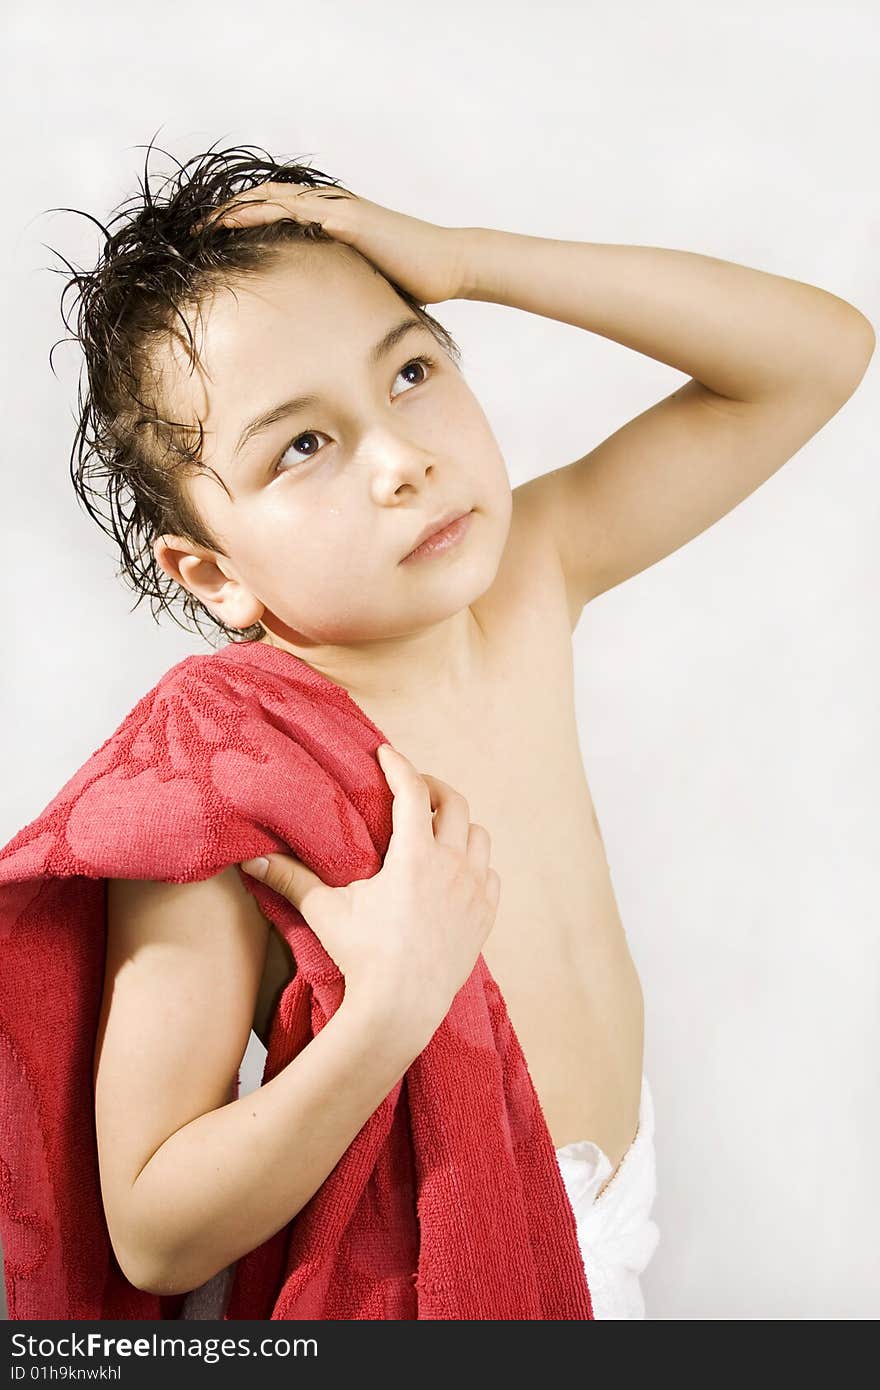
[152,535,264,630]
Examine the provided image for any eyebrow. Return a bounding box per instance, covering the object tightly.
[230,316,433,461]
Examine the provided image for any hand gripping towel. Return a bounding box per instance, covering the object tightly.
[0,639,593,1320]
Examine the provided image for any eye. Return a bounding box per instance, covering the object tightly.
[274,428,329,472]
[272,354,438,475]
[391,354,436,396]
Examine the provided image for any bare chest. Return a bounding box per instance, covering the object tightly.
[255,510,645,1167]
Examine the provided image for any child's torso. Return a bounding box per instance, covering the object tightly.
[252,496,645,1177]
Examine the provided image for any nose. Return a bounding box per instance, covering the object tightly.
[367,431,437,501]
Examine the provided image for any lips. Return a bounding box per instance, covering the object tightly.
[403,508,471,560]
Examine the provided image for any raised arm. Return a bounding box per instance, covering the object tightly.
[459,231,875,623]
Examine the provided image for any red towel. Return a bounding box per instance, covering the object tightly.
[0,639,593,1320]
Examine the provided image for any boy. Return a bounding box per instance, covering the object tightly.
[52,148,877,1318]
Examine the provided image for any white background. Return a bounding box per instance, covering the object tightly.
[2,0,878,1320]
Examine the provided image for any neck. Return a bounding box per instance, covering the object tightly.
[257,605,488,711]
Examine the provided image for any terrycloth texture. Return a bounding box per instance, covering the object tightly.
[555,1071,660,1319]
[0,639,593,1320]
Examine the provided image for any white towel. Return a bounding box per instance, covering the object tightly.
[555,1071,660,1319]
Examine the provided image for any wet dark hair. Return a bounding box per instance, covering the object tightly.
[46,135,463,647]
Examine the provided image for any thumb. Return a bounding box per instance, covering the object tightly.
[239,851,326,911]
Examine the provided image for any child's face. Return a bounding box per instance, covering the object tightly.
[154,243,512,649]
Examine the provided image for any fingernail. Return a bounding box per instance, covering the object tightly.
[240,857,269,880]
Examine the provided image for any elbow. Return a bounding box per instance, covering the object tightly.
[118,1238,228,1299]
[795,301,875,402]
[115,1252,172,1298]
[849,310,876,371]
[119,1253,198,1299]
[108,1191,232,1297]
[829,311,876,397]
[112,1239,176,1297]
[111,1226,189,1298]
[128,1268,183,1298]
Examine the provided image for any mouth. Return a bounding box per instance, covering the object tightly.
[401,509,474,563]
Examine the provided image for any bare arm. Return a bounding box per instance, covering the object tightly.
[458,229,875,618]
[95,867,427,1297]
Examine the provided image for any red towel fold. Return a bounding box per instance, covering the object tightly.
[0,639,593,1320]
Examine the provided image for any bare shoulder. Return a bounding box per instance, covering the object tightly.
[94,866,271,1272]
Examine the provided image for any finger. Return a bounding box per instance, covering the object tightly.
[191,183,336,236]
[216,197,293,227]
[189,200,273,237]
[484,867,501,916]
[376,744,435,852]
[466,822,491,875]
[225,181,320,213]
[419,773,471,850]
[239,851,327,911]
[190,174,323,231]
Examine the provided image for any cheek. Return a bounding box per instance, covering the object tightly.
[460,405,510,495]
[475,441,513,527]
[249,510,371,605]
